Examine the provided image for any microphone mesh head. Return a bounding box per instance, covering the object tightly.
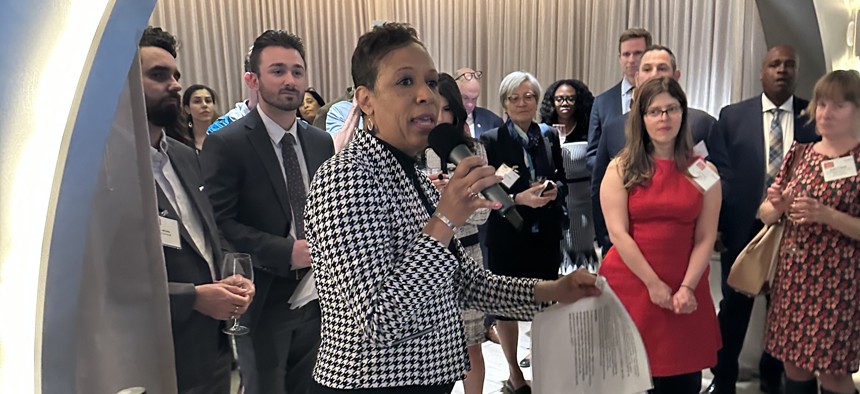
[428,123,468,160]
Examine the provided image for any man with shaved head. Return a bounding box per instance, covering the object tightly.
[455,67,502,139]
[703,45,819,394]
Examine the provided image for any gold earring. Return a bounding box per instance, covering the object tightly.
[365,116,375,132]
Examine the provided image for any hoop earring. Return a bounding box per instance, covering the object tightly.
[365,115,375,132]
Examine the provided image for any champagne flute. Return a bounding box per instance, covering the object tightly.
[221,252,253,336]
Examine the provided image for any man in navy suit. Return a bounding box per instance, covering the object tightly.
[456,66,503,139]
[140,26,254,394]
[586,28,652,172]
[592,44,716,251]
[702,45,819,394]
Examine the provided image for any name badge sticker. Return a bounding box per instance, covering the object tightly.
[159,216,182,249]
[821,156,857,182]
[687,158,720,192]
[496,164,520,189]
[693,140,710,158]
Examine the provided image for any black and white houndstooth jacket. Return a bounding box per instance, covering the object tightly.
[305,130,546,389]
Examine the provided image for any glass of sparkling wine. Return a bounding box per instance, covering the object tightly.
[221,253,253,336]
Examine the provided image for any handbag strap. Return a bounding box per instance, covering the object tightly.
[781,142,811,186]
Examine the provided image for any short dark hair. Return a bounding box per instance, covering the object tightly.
[642,44,677,71]
[304,88,325,107]
[351,22,425,90]
[243,46,253,72]
[248,30,306,74]
[618,28,652,52]
[139,26,179,58]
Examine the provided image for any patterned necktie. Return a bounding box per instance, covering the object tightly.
[766,108,784,188]
[281,133,307,239]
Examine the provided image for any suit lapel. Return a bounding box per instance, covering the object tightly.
[792,97,816,141]
[750,99,765,171]
[246,113,292,220]
[474,110,485,135]
[155,182,205,260]
[166,141,221,271]
[609,81,623,116]
[498,125,528,176]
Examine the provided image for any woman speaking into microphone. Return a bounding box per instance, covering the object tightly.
[304,23,600,394]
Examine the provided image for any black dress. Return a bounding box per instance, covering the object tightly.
[480,121,565,318]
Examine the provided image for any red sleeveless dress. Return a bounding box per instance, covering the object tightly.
[599,158,721,377]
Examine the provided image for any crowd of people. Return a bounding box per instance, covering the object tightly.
[137,20,858,394]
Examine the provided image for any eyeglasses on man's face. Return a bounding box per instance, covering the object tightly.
[644,104,682,119]
[455,71,483,81]
[553,95,576,104]
[506,93,537,105]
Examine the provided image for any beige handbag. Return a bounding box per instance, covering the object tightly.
[726,221,784,296]
[726,143,809,297]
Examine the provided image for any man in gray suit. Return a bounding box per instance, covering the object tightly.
[140,26,254,394]
[586,28,652,171]
[200,30,334,394]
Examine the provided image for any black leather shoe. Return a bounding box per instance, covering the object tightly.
[701,381,736,394]
[518,355,531,368]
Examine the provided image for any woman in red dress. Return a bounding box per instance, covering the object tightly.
[759,70,860,394]
[599,77,722,393]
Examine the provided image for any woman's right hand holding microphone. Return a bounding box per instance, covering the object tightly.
[426,156,502,246]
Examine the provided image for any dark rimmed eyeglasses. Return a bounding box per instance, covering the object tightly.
[645,104,683,119]
[553,95,576,104]
[455,71,484,81]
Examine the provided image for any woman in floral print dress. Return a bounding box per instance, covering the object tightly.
[758,70,860,394]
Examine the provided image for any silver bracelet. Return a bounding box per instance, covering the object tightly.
[432,211,456,231]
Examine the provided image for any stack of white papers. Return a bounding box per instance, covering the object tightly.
[532,277,652,394]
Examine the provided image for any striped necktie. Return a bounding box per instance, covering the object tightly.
[765,108,784,188]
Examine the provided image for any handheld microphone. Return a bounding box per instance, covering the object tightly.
[428,124,523,230]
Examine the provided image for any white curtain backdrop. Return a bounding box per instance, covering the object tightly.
[150,0,767,119]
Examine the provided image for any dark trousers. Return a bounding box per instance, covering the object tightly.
[310,380,454,394]
[181,346,232,394]
[649,371,702,394]
[238,300,322,394]
[712,238,783,387]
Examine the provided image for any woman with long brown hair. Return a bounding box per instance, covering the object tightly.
[599,76,721,393]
